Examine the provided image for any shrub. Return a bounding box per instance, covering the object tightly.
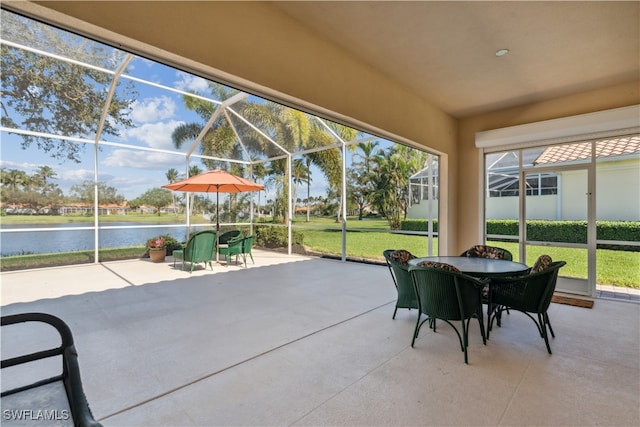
[401,218,439,232]
[401,219,639,251]
[254,225,304,247]
[144,234,182,256]
[162,235,182,255]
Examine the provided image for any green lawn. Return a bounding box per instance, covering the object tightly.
[0,246,147,271]
[295,217,640,288]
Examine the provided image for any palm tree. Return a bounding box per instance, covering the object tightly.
[172,83,358,225]
[354,140,381,177]
[172,83,239,168]
[33,165,57,194]
[371,145,428,229]
[291,158,309,218]
[179,164,204,219]
[265,164,287,223]
[304,120,358,222]
[252,163,268,218]
[165,168,180,216]
[352,140,383,217]
[303,157,314,221]
[4,169,27,191]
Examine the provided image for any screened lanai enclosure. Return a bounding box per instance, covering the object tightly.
[0,9,439,265]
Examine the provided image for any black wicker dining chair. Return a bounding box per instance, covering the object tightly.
[383,249,419,319]
[409,261,487,364]
[460,244,515,311]
[488,256,566,354]
[460,244,513,261]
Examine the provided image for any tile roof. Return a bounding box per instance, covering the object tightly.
[535,134,640,165]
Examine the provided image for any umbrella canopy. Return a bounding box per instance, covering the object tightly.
[163,169,264,194]
[163,169,264,231]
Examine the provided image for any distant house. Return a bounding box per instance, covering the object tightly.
[160,205,180,215]
[59,202,128,216]
[408,135,640,222]
[135,205,157,215]
[1,204,38,215]
[407,159,439,220]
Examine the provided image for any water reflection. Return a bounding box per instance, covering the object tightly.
[1,223,191,255]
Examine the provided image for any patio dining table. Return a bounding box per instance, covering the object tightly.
[408,256,529,278]
[408,256,531,320]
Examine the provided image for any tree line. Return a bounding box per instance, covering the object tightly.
[0,166,125,214]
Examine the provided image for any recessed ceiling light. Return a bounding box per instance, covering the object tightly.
[496,49,510,57]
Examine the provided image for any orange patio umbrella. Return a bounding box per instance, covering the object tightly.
[163,169,264,231]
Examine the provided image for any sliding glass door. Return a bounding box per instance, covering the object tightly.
[485,141,600,297]
[522,162,594,296]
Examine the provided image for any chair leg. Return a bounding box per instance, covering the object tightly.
[461,319,469,364]
[534,313,555,354]
[477,311,487,345]
[411,315,421,347]
[392,306,398,319]
[487,305,506,339]
[412,315,431,347]
[496,306,504,327]
[544,312,555,338]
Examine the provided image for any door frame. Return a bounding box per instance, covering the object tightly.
[519,160,596,296]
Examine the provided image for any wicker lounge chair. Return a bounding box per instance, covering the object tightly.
[488,257,566,354]
[409,261,487,364]
[460,244,513,261]
[383,249,419,319]
[173,230,217,272]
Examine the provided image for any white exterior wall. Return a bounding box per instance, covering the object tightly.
[486,197,519,219]
[526,195,559,220]
[485,195,558,220]
[559,170,588,220]
[411,158,639,221]
[407,200,440,220]
[596,159,640,221]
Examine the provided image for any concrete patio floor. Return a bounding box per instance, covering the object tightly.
[1,250,639,426]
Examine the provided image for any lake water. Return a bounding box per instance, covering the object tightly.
[0,223,194,256]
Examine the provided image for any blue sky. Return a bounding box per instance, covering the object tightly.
[1,11,397,204]
[1,60,342,202]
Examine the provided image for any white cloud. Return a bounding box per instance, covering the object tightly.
[102,148,180,170]
[58,168,95,183]
[0,160,41,172]
[122,120,183,150]
[108,175,152,197]
[174,72,209,93]
[130,96,177,123]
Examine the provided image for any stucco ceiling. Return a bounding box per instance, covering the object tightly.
[271,1,640,118]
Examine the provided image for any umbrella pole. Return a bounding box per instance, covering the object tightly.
[216,191,220,232]
[216,190,220,262]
